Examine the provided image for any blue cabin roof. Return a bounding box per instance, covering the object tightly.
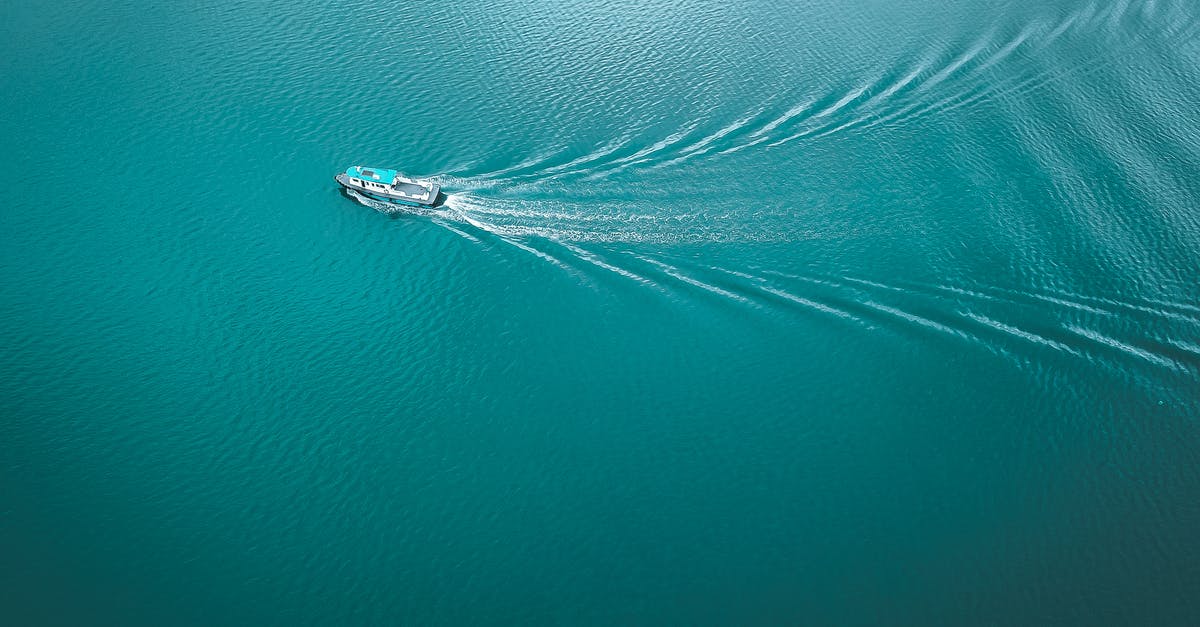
[347,165,397,183]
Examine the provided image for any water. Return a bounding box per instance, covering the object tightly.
[3,0,1199,624]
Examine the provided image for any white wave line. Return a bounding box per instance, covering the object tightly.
[811,82,872,120]
[750,98,816,139]
[718,134,774,155]
[560,243,661,289]
[445,206,499,234]
[760,269,841,288]
[1036,289,1200,323]
[605,120,704,170]
[764,129,811,148]
[690,113,757,150]
[708,266,854,318]
[1106,0,1133,30]
[451,201,593,222]
[761,83,876,148]
[714,268,760,280]
[1135,296,1200,316]
[503,237,556,262]
[534,135,632,177]
[489,235,591,283]
[759,286,855,319]
[1165,338,1200,361]
[753,86,868,150]
[972,24,1037,74]
[478,150,561,180]
[804,52,944,139]
[1044,9,1082,43]
[871,55,937,104]
[839,275,903,292]
[1065,324,1182,370]
[926,281,1113,316]
[1017,291,1112,316]
[926,283,998,301]
[916,33,995,94]
[637,256,748,303]
[962,312,1082,355]
[432,219,480,242]
[863,301,965,338]
[657,113,760,167]
[1077,1,1101,27]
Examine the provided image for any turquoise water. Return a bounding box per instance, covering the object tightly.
[3,0,1200,623]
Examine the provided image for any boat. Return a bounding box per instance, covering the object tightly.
[334,166,444,208]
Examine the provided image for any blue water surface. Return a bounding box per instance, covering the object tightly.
[2,0,1199,624]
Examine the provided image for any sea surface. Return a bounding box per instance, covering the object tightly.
[3,0,1199,624]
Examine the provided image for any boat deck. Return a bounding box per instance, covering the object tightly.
[390,180,433,201]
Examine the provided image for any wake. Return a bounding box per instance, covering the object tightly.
[443,0,1197,191]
